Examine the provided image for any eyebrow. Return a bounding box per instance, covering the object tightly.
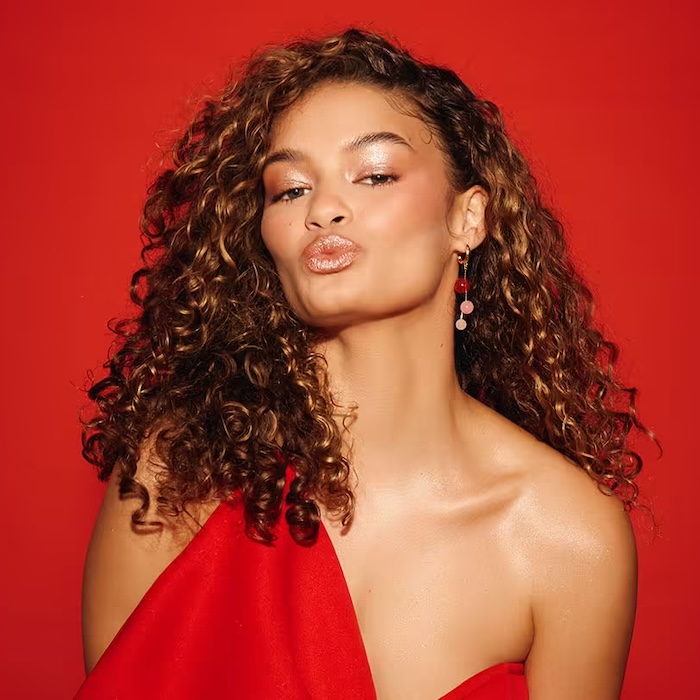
[262,131,414,171]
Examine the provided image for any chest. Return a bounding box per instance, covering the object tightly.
[320,507,533,699]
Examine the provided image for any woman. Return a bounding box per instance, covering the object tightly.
[77,28,655,699]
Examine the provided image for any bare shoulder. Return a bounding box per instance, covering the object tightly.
[469,398,635,553]
[81,433,220,674]
[522,450,637,697]
[472,401,637,698]
[518,441,634,560]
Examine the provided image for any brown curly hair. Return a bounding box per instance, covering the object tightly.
[82,28,658,545]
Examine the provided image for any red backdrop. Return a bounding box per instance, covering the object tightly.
[1,0,697,697]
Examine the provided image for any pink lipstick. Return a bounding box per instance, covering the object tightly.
[302,234,360,274]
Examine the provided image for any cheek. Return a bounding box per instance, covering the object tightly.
[260,209,298,265]
[360,176,454,301]
[259,209,309,313]
[363,174,450,250]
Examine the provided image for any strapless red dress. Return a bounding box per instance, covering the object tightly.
[76,486,528,699]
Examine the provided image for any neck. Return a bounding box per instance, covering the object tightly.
[315,298,474,486]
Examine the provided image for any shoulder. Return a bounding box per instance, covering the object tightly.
[81,433,220,674]
[468,398,635,565]
[521,450,638,631]
[477,404,637,697]
[521,454,637,696]
[518,442,635,562]
[517,437,637,591]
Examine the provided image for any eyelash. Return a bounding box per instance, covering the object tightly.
[270,173,398,204]
[362,173,397,187]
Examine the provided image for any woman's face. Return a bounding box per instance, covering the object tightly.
[260,81,479,329]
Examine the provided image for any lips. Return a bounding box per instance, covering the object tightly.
[301,234,361,274]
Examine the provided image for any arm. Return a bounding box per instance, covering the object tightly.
[524,478,638,699]
[81,442,218,674]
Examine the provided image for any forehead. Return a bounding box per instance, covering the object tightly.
[268,82,438,155]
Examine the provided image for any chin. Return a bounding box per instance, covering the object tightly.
[295,305,360,330]
[293,295,423,331]
[286,280,363,325]
[282,272,441,329]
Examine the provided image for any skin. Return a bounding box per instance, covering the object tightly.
[82,82,637,699]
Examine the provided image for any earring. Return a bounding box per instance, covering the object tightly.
[454,244,474,331]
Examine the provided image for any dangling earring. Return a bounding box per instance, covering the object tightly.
[454,244,474,331]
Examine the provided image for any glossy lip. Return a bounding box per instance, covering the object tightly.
[301,234,361,274]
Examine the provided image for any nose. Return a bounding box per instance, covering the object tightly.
[304,187,353,230]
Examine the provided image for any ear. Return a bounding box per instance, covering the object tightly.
[448,185,488,253]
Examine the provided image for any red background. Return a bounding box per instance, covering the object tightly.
[1,1,697,697]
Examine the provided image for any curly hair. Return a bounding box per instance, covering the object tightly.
[82,28,658,545]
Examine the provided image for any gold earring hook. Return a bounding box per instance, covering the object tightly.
[457,244,471,266]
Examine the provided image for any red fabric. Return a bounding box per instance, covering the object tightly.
[76,485,528,699]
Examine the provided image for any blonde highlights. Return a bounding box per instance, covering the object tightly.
[82,29,657,544]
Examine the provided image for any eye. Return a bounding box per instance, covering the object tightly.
[359,173,398,186]
[270,186,310,203]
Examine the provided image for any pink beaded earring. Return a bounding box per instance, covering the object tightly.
[454,244,474,331]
